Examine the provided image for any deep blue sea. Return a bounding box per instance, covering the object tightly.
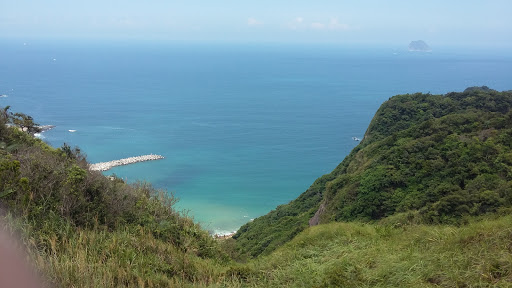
[1,40,511,234]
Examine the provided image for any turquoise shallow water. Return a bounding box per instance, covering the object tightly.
[1,40,511,234]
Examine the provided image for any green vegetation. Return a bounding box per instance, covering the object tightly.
[234,87,512,257]
[2,87,512,287]
[224,214,512,287]
[0,106,228,286]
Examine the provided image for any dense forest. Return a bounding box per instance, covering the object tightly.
[1,87,512,287]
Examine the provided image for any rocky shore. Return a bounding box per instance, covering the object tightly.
[37,125,56,132]
[213,232,236,240]
[89,154,164,171]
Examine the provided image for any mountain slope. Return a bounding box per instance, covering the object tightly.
[233,87,512,257]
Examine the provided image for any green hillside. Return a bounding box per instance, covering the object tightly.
[223,214,512,287]
[2,87,512,287]
[234,87,512,258]
[0,108,229,286]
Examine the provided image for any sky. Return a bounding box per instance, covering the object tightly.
[1,0,511,46]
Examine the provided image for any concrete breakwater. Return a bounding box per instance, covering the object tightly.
[89,154,164,171]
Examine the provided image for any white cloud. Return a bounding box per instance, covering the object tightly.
[286,16,304,30]
[247,17,263,27]
[288,17,350,31]
[328,18,349,30]
[310,22,325,30]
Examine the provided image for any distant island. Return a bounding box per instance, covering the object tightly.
[408,40,432,52]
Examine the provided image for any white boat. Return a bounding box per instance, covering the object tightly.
[68,130,76,132]
[352,137,361,141]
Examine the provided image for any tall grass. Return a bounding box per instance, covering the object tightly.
[4,213,231,287]
[4,208,512,287]
[222,215,512,287]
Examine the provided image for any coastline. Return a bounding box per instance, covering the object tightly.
[37,125,56,132]
[213,232,235,240]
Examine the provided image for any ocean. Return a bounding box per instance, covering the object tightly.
[1,40,511,234]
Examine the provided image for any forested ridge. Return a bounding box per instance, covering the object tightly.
[234,87,512,257]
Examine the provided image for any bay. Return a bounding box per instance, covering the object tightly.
[1,40,511,234]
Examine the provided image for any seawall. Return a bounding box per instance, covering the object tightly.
[89,154,164,171]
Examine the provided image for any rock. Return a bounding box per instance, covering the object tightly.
[37,125,56,132]
[408,40,432,52]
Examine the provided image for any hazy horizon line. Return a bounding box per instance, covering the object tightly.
[2,36,512,51]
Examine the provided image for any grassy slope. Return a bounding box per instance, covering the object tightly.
[234,87,512,258]
[4,215,230,287]
[0,113,230,287]
[226,214,512,287]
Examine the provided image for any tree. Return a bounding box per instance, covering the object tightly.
[10,112,41,134]
[1,106,10,120]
